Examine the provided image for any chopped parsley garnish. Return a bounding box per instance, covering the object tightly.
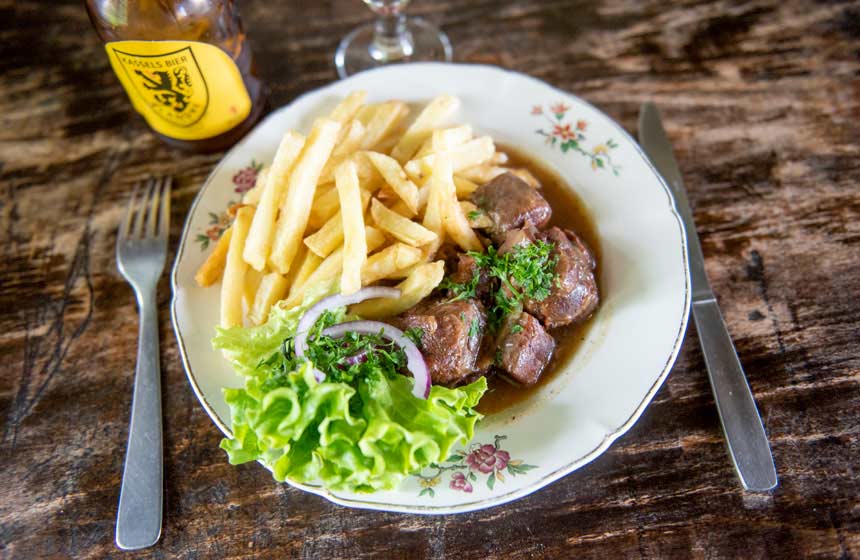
[404,326,424,346]
[261,314,410,388]
[439,273,480,302]
[467,209,483,220]
[509,323,524,334]
[305,329,406,384]
[440,240,558,332]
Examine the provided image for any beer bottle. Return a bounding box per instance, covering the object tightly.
[86,0,265,152]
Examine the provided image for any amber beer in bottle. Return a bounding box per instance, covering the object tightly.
[86,0,265,152]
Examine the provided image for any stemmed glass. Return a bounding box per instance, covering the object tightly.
[335,0,452,79]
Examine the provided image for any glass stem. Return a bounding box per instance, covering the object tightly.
[369,12,414,62]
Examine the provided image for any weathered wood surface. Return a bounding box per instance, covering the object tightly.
[2,0,859,558]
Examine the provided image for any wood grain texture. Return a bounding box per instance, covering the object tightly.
[2,0,859,558]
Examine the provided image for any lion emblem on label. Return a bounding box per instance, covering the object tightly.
[111,46,209,128]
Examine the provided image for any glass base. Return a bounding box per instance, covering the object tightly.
[335,17,452,79]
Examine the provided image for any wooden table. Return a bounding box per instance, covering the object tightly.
[2,1,859,558]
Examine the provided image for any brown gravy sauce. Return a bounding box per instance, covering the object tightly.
[476,146,601,415]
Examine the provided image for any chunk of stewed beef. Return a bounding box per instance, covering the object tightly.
[496,312,556,385]
[446,253,493,300]
[470,173,551,243]
[524,227,599,328]
[394,299,486,387]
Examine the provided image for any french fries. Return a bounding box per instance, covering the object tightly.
[366,151,420,215]
[404,136,495,180]
[509,167,540,188]
[360,101,409,151]
[243,131,305,271]
[286,248,323,302]
[453,176,479,197]
[196,91,515,328]
[220,206,254,328]
[243,266,263,306]
[334,160,366,295]
[428,124,472,155]
[241,167,267,205]
[460,200,494,229]
[195,227,232,287]
[434,154,483,252]
[349,261,445,318]
[390,95,459,162]
[249,272,289,325]
[284,226,386,307]
[269,118,341,274]
[361,243,424,285]
[370,198,437,247]
[304,187,371,258]
[308,183,340,230]
[457,164,507,185]
[329,90,367,124]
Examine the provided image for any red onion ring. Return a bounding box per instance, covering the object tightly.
[295,287,401,381]
[322,320,431,399]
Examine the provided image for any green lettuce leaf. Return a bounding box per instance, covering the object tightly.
[215,286,487,493]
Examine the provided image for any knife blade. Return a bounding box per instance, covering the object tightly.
[638,102,778,492]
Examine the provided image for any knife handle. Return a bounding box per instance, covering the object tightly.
[692,300,778,491]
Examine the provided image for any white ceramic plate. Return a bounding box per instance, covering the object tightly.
[171,63,690,514]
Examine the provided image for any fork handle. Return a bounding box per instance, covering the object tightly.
[116,288,163,550]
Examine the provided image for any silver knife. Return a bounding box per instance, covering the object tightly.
[638,102,778,491]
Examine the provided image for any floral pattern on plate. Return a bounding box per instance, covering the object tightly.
[415,435,537,497]
[194,159,262,250]
[532,102,621,175]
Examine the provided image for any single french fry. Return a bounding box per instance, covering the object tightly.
[435,153,483,252]
[332,119,366,158]
[249,272,289,325]
[194,227,232,287]
[360,101,409,151]
[430,124,472,153]
[269,118,342,274]
[319,120,367,182]
[356,103,378,126]
[374,129,402,154]
[242,132,306,271]
[457,164,507,185]
[390,95,459,162]
[220,206,255,328]
[286,248,323,301]
[349,261,445,318]
[304,187,371,258]
[453,175,479,197]
[308,183,339,230]
[241,167,268,205]
[361,243,424,285]
[386,262,424,279]
[460,200,494,229]
[329,90,367,124]
[422,160,445,254]
[490,151,509,165]
[335,160,367,295]
[319,147,381,185]
[285,226,386,307]
[508,167,541,188]
[370,198,437,247]
[243,266,264,306]
[366,151,420,215]
[405,136,495,180]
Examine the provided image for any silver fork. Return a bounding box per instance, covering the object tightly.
[115,176,171,550]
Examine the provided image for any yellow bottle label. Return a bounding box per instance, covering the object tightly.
[105,40,251,141]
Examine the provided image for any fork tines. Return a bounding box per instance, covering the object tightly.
[119,176,172,241]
